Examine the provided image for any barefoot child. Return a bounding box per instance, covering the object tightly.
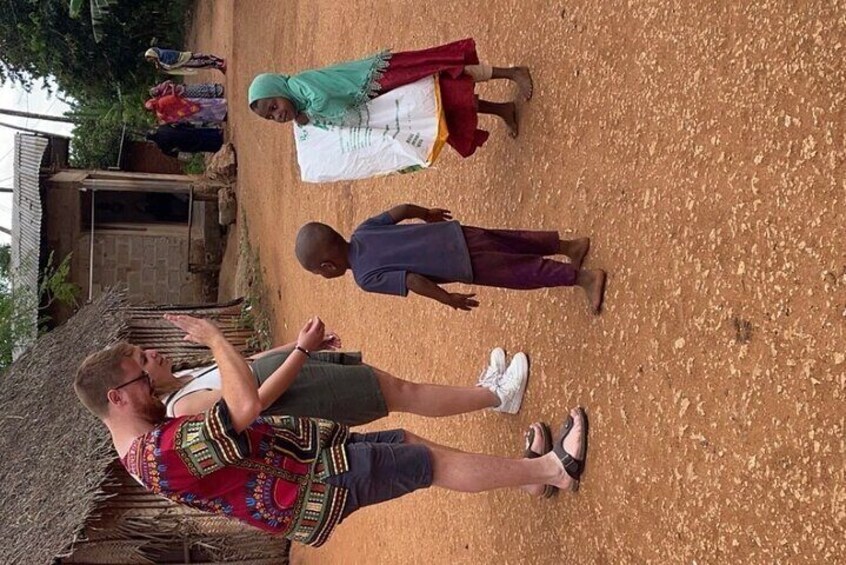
[295,204,607,314]
[247,38,532,158]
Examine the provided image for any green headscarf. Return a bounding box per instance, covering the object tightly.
[248,50,392,122]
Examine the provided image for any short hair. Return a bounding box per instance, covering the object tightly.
[74,341,135,418]
[295,222,346,269]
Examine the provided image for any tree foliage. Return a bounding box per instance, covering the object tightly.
[0,0,189,98]
[68,89,156,168]
[0,245,80,370]
[68,0,117,43]
[0,245,10,279]
[0,0,192,167]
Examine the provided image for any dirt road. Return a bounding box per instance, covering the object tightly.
[189,2,845,562]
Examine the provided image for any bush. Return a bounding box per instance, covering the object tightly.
[69,89,156,169]
[0,247,80,370]
[182,153,207,175]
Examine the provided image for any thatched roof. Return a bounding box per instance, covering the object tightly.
[0,288,129,565]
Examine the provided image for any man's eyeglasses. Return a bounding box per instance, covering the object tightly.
[113,370,150,391]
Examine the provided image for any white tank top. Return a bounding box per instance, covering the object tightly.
[163,364,222,417]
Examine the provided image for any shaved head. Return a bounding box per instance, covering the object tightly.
[295,222,347,269]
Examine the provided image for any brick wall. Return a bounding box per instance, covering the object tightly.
[76,232,207,304]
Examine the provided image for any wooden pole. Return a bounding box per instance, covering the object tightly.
[0,120,55,136]
[0,107,74,123]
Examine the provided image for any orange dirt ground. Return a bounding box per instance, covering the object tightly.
[188,1,844,563]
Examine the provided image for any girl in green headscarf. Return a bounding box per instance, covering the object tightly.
[248,38,533,158]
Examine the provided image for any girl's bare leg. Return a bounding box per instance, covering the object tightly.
[491,66,533,100]
[478,99,519,138]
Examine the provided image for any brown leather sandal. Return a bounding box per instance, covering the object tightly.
[523,422,556,498]
[552,408,587,492]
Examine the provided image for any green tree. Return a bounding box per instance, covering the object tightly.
[0,0,190,99]
[68,0,116,43]
[0,0,191,167]
[0,243,36,369]
[0,244,10,279]
[68,88,155,168]
[0,248,80,370]
[0,287,35,370]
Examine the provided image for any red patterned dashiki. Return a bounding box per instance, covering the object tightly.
[121,401,350,547]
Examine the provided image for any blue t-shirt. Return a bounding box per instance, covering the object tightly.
[348,213,474,296]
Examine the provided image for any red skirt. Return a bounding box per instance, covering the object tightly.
[375,38,489,158]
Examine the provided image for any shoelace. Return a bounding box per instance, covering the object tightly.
[477,363,501,387]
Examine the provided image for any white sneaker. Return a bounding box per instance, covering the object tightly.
[476,347,507,389]
[491,352,529,414]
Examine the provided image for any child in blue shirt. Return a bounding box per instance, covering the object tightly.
[295,204,606,314]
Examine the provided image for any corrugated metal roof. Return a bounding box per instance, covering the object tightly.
[11,133,49,358]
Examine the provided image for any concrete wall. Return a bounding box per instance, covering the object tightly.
[76,230,207,304]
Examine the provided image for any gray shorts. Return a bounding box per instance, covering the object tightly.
[325,429,433,520]
[250,350,388,426]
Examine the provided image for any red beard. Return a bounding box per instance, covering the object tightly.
[140,396,168,423]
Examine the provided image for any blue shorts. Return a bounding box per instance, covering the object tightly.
[325,429,433,521]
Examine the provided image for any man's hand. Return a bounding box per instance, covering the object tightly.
[297,316,326,351]
[164,314,225,346]
[444,292,479,311]
[422,208,453,223]
[167,314,260,432]
[295,112,310,125]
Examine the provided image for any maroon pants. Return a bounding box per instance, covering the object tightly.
[462,226,577,289]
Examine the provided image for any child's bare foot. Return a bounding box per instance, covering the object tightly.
[478,99,519,137]
[503,102,519,138]
[576,269,607,315]
[512,66,534,101]
[560,237,591,270]
[546,407,587,492]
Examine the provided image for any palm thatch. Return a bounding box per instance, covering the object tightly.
[0,288,288,564]
[0,288,128,565]
[62,462,288,564]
